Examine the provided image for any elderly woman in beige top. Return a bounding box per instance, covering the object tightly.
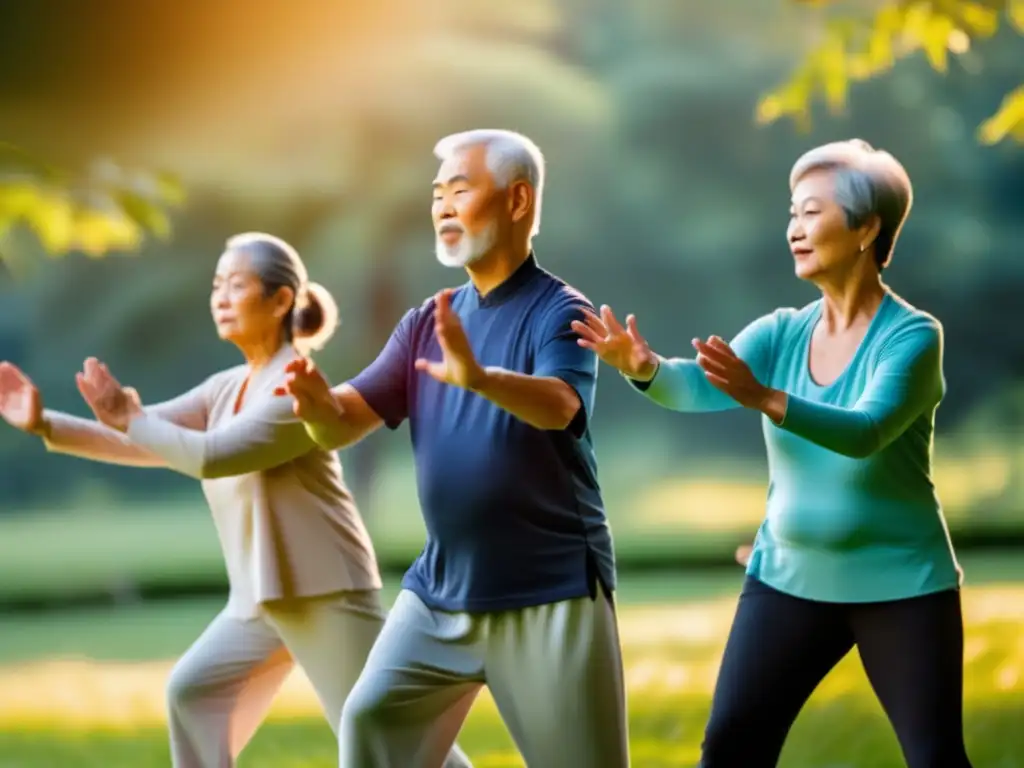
[0,233,472,768]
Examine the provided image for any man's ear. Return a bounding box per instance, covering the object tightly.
[508,180,533,226]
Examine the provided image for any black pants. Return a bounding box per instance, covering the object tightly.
[700,577,972,768]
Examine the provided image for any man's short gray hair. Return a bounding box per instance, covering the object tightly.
[433,129,545,238]
[789,139,913,270]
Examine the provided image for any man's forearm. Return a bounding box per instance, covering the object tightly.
[471,367,581,430]
[302,389,383,451]
[303,416,366,452]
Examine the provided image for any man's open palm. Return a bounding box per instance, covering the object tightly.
[414,289,484,390]
[0,362,43,433]
[276,358,340,424]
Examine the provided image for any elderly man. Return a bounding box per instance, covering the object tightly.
[278,129,629,767]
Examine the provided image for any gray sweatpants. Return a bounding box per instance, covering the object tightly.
[166,590,473,768]
[339,589,630,768]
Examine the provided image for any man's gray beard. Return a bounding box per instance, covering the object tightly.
[435,222,497,268]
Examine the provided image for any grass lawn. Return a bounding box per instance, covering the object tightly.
[0,559,1021,766]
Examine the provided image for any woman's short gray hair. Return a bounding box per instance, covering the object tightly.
[433,128,545,238]
[224,232,339,354]
[789,139,913,270]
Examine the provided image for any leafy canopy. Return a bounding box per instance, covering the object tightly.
[758,0,1024,144]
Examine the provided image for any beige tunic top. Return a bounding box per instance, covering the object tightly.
[42,345,381,618]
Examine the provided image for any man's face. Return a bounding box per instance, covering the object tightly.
[431,144,502,268]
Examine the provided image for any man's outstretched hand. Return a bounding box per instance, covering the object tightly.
[275,358,343,425]
[414,289,486,391]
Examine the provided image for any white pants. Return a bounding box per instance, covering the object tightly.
[340,589,630,768]
[166,590,473,768]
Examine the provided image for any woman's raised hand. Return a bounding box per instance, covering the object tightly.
[0,362,44,434]
[571,305,659,381]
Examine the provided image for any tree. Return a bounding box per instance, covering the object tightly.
[758,0,1024,144]
[0,143,184,272]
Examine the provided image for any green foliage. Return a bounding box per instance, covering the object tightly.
[979,82,1024,142]
[0,144,184,260]
[761,0,1024,143]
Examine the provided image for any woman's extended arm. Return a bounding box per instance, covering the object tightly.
[124,395,315,480]
[42,383,209,467]
[631,312,778,412]
[775,319,943,459]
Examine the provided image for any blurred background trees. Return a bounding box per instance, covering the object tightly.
[0,0,1020,581]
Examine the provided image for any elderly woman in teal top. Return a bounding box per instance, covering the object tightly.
[574,139,971,767]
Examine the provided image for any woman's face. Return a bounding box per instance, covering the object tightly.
[787,168,873,282]
[210,248,292,347]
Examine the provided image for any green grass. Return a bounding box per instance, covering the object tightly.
[0,564,1022,766]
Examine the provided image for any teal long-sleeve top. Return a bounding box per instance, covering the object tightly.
[633,291,961,603]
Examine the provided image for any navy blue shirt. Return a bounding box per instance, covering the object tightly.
[349,255,616,612]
